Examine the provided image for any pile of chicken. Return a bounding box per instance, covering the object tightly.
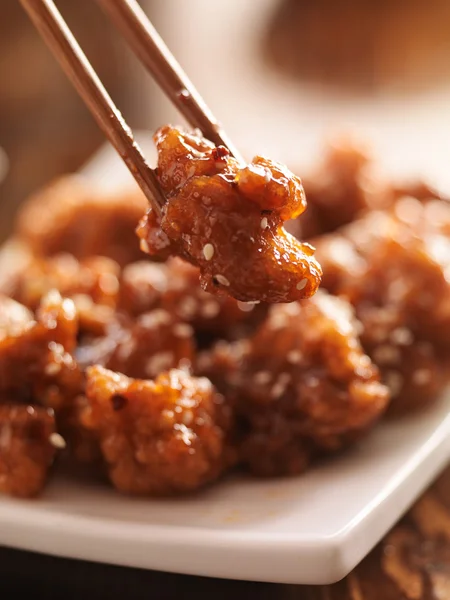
[0,126,448,498]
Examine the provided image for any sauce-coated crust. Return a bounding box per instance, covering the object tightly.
[137,126,322,303]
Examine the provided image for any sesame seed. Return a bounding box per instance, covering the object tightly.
[214,274,230,287]
[41,289,62,309]
[173,423,194,446]
[296,279,308,291]
[271,373,291,398]
[139,309,172,329]
[373,345,401,365]
[173,323,193,338]
[45,362,62,376]
[182,410,194,426]
[385,371,403,397]
[390,327,413,346]
[355,355,372,378]
[203,243,215,261]
[201,301,220,319]
[72,293,94,313]
[116,336,136,361]
[413,369,431,386]
[264,169,272,183]
[254,371,272,385]
[48,341,64,355]
[61,298,76,319]
[99,273,120,296]
[49,433,66,450]
[269,311,289,330]
[161,409,175,426]
[140,239,150,253]
[145,351,174,377]
[237,301,255,313]
[305,375,320,388]
[260,217,268,229]
[287,350,302,364]
[178,297,198,318]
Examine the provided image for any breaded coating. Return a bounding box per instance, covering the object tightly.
[0,293,93,463]
[120,257,266,340]
[9,253,120,338]
[11,253,120,311]
[106,309,195,379]
[0,405,57,497]
[357,306,447,416]
[17,176,147,266]
[136,126,322,303]
[199,292,389,476]
[287,139,381,240]
[0,291,79,407]
[82,366,232,495]
[314,199,450,413]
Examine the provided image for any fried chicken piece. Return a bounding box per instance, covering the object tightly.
[106,309,195,379]
[309,233,365,293]
[286,139,387,241]
[357,306,446,416]
[120,257,267,340]
[0,292,96,463]
[136,126,322,303]
[314,200,450,413]
[68,307,196,462]
[11,253,120,310]
[0,405,58,497]
[82,366,232,495]
[0,291,81,410]
[119,261,167,316]
[316,201,450,344]
[287,141,446,242]
[199,292,389,476]
[16,176,147,266]
[9,253,120,338]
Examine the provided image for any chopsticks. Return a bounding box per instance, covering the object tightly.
[19,0,165,215]
[19,0,244,218]
[94,0,244,164]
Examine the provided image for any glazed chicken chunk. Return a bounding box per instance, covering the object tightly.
[0,405,58,498]
[199,291,389,476]
[137,126,322,303]
[82,366,233,495]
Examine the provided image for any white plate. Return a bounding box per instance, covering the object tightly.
[1,142,449,585]
[1,396,449,585]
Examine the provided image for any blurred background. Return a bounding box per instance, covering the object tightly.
[2,0,450,241]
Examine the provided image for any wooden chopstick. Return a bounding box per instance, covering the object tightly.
[95,0,244,164]
[19,0,165,215]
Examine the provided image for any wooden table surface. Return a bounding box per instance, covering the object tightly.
[3,466,450,599]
